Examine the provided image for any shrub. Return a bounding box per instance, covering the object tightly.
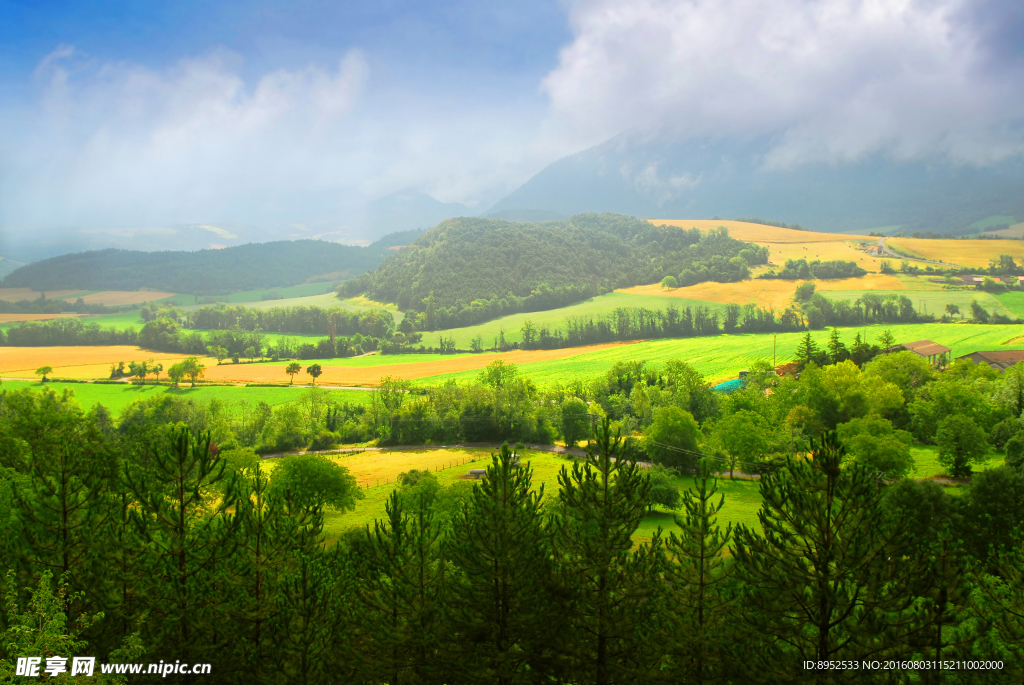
[309,430,340,451]
[1005,433,1024,470]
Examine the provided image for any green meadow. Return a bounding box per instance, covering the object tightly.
[415,322,1024,386]
[306,445,992,543]
[430,291,725,348]
[0,379,372,416]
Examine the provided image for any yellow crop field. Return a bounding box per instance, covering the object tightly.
[650,219,870,243]
[620,273,906,309]
[763,240,888,273]
[324,448,491,488]
[0,346,199,378]
[202,343,635,385]
[0,313,85,323]
[78,291,177,305]
[887,238,1024,268]
[0,288,85,302]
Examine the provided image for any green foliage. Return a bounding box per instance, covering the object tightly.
[935,414,989,476]
[647,464,681,511]
[771,257,867,279]
[357,490,446,684]
[733,432,919,674]
[662,460,734,682]
[305,363,323,385]
[660,274,678,289]
[643,405,702,472]
[446,444,558,682]
[1006,432,1024,470]
[836,414,914,477]
[33,366,52,381]
[560,396,590,447]
[123,426,239,664]
[268,453,363,513]
[554,419,662,682]
[349,214,760,328]
[794,281,816,301]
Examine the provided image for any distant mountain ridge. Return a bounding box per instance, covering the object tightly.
[488,133,1024,235]
[1,238,397,294]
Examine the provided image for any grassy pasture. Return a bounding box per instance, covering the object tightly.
[308,443,992,543]
[287,447,765,542]
[910,444,1005,480]
[887,237,1024,268]
[415,322,1024,386]
[434,291,725,348]
[0,379,371,416]
[823,288,1011,318]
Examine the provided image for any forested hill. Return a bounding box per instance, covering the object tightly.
[341,213,766,329]
[1,239,392,294]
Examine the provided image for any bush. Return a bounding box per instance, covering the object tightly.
[561,397,591,447]
[794,282,816,301]
[989,417,1023,450]
[1005,433,1024,470]
[309,430,340,451]
[647,465,681,511]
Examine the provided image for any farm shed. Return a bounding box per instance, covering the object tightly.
[889,339,951,366]
[957,350,1024,373]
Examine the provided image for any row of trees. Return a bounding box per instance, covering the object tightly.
[1,387,1022,683]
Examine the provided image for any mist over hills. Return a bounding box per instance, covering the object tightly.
[487,133,1024,235]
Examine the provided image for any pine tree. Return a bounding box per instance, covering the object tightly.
[826,327,848,364]
[663,459,734,684]
[357,490,446,685]
[124,426,239,678]
[230,462,323,684]
[1,389,117,623]
[270,551,338,685]
[554,417,664,685]
[732,432,920,683]
[795,332,820,370]
[446,443,557,685]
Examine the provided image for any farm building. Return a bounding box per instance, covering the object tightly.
[888,339,951,366]
[957,350,1024,372]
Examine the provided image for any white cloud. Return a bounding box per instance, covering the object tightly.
[0,44,556,239]
[542,0,1024,167]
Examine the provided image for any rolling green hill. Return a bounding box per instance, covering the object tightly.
[342,212,766,328]
[1,239,392,295]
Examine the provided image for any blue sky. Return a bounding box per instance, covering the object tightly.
[1,0,1022,245]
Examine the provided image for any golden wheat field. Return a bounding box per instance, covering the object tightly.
[0,313,86,323]
[326,448,487,487]
[762,240,888,272]
[81,291,177,305]
[886,238,1024,268]
[201,343,635,385]
[0,288,84,302]
[649,219,870,243]
[0,346,200,378]
[620,273,906,309]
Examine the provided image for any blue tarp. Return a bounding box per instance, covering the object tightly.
[712,378,745,394]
